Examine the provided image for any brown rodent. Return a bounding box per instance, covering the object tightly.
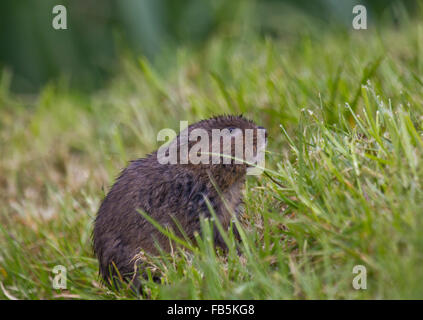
[92,115,266,288]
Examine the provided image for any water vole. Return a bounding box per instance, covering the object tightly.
[93,115,266,288]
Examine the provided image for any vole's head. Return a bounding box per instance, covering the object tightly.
[159,115,267,183]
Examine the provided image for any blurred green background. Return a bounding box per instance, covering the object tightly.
[0,0,418,93]
[1,0,423,300]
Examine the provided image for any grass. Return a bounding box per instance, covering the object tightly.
[1,11,423,299]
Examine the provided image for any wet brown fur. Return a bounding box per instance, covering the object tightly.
[92,115,265,288]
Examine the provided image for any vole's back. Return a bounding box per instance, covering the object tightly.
[93,155,242,284]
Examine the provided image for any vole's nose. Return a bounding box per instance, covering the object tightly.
[258,126,268,139]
